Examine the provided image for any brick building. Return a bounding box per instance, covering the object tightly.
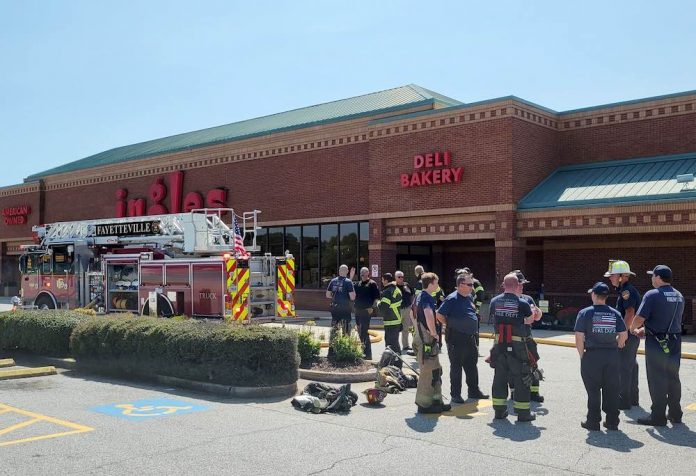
[1,84,695,330]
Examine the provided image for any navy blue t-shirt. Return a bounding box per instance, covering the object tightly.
[520,294,536,336]
[489,293,532,331]
[636,285,684,334]
[574,304,626,349]
[416,291,436,327]
[437,291,479,335]
[616,282,641,318]
[327,276,355,310]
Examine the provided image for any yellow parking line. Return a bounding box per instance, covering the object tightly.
[0,403,93,447]
[0,418,41,436]
[687,403,696,411]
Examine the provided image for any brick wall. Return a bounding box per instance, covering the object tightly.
[560,113,696,166]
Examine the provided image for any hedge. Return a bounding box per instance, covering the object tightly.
[0,310,89,356]
[70,317,299,386]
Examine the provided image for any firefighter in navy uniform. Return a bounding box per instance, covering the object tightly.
[574,282,628,431]
[631,265,685,426]
[604,259,641,409]
[513,270,544,402]
[489,273,536,422]
[378,273,403,362]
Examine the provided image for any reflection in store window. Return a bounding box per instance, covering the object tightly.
[302,225,319,288]
[320,224,338,287]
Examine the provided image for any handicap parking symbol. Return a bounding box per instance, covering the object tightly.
[92,398,207,421]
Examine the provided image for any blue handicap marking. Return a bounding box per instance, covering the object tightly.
[92,398,208,421]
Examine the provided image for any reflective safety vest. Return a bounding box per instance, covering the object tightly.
[472,279,484,312]
[379,283,403,326]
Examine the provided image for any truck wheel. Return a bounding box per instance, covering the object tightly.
[34,294,56,310]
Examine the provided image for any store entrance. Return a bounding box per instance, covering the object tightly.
[396,243,431,285]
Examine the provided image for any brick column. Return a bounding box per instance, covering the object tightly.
[494,210,526,285]
[368,218,396,278]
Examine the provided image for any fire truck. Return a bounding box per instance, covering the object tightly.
[18,209,296,321]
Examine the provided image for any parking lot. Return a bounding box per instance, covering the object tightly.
[2,337,696,476]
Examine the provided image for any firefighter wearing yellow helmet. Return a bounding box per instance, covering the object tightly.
[604,259,642,409]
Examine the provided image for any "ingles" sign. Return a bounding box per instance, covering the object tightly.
[116,171,227,217]
[400,151,463,188]
[3,205,32,225]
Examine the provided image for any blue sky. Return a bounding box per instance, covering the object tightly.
[1,0,695,187]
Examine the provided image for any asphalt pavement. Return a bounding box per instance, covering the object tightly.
[2,328,696,475]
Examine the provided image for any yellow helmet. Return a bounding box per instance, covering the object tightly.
[604,260,636,277]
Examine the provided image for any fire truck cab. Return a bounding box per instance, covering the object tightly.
[18,209,296,321]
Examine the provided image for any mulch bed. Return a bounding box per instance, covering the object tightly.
[301,357,374,373]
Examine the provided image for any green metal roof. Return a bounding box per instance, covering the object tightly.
[518,152,696,210]
[26,84,461,181]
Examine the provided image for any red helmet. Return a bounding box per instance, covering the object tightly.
[363,388,387,405]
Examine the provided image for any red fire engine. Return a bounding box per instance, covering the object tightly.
[18,209,296,321]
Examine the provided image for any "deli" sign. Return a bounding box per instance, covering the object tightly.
[400,151,463,188]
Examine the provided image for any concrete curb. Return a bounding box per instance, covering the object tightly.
[299,368,377,383]
[479,333,696,360]
[10,354,298,398]
[0,366,56,380]
[0,358,16,368]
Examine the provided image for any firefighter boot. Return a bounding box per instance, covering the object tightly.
[516,410,536,422]
[493,406,509,419]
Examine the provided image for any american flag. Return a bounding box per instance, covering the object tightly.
[591,312,617,332]
[232,215,250,258]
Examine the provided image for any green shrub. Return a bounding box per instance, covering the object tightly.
[329,330,364,364]
[297,330,320,364]
[70,317,299,386]
[0,310,89,356]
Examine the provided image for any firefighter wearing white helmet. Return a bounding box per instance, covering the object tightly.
[604,259,642,410]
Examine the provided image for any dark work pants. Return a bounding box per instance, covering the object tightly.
[492,344,531,415]
[645,335,682,422]
[580,348,620,426]
[355,308,372,360]
[384,324,402,366]
[618,333,640,406]
[447,330,480,398]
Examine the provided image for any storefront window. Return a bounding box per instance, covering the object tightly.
[339,223,358,276]
[359,222,369,269]
[302,225,319,288]
[257,228,269,254]
[285,226,301,263]
[268,227,284,256]
[320,224,338,287]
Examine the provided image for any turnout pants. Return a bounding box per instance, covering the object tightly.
[384,323,402,363]
[645,335,682,423]
[355,308,372,360]
[580,348,620,426]
[447,330,480,398]
[400,307,413,349]
[491,343,532,417]
[618,333,640,407]
[415,322,443,408]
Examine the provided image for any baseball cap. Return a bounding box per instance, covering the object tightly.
[647,265,672,281]
[513,270,530,284]
[587,282,610,295]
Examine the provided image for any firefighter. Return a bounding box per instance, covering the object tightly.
[413,265,425,296]
[489,273,536,422]
[431,283,446,344]
[456,267,485,348]
[513,270,544,403]
[395,270,414,353]
[574,282,628,431]
[631,265,685,426]
[326,264,356,357]
[414,272,451,414]
[604,259,641,409]
[379,273,403,361]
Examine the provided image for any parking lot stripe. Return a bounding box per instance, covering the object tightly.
[0,403,93,447]
[0,418,41,436]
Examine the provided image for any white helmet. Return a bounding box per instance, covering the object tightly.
[604,260,636,277]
